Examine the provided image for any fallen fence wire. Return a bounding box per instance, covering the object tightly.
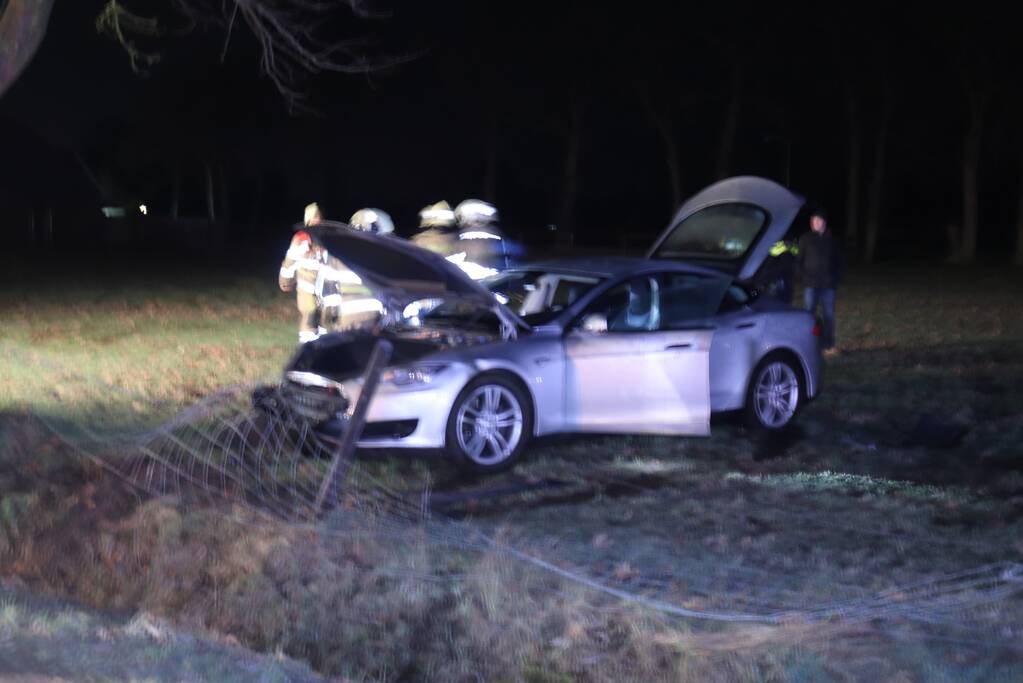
[19,372,1023,650]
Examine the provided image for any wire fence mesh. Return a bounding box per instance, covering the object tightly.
[17,373,1017,640]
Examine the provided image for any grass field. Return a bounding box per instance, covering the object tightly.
[2,256,1023,681]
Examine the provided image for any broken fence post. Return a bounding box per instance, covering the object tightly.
[314,337,393,516]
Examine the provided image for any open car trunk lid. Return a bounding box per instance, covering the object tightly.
[646,176,805,281]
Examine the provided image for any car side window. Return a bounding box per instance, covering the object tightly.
[576,276,661,332]
[656,273,729,329]
[717,284,752,314]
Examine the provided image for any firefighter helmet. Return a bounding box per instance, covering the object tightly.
[418,200,455,229]
[454,199,498,228]
[349,208,395,235]
[303,202,322,226]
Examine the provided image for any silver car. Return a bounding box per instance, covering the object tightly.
[280,177,822,472]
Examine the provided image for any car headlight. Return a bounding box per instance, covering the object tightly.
[382,364,450,386]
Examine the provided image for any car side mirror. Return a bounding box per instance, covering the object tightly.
[578,312,608,334]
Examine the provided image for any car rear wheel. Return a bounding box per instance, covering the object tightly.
[446,374,532,473]
[744,356,802,431]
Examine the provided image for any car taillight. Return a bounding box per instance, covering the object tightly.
[812,323,821,338]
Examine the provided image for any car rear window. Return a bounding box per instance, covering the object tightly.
[652,203,768,260]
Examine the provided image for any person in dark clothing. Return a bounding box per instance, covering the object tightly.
[798,207,842,353]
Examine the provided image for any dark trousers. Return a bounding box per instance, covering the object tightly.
[804,287,836,349]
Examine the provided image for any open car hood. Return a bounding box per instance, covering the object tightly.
[306,222,527,333]
[646,176,805,281]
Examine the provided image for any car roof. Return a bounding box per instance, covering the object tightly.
[507,256,729,280]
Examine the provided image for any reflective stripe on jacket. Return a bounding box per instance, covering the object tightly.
[315,256,382,321]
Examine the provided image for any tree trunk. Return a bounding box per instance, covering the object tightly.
[218,162,232,227]
[638,89,683,215]
[558,98,586,237]
[663,123,683,213]
[170,163,180,220]
[715,62,743,180]
[250,173,264,229]
[204,161,216,222]
[1015,152,1023,266]
[844,91,861,260]
[0,0,55,98]
[482,113,499,203]
[863,91,891,264]
[957,90,986,264]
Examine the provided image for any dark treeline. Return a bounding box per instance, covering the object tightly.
[2,1,1022,263]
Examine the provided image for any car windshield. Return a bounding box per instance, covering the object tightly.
[484,270,605,325]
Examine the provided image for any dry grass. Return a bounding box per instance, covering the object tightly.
[2,260,1023,681]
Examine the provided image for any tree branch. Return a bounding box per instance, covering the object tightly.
[102,0,410,110]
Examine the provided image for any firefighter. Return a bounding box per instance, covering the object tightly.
[411,200,458,255]
[278,203,324,343]
[314,210,390,334]
[451,199,512,279]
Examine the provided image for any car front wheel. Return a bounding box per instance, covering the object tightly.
[744,356,802,431]
[445,374,532,473]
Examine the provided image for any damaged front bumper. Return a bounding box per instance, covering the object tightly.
[258,363,474,451]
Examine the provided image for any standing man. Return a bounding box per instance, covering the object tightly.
[278,202,324,344]
[798,207,842,354]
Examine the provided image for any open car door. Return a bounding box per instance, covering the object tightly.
[562,273,714,435]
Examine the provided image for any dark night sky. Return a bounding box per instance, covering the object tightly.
[2,1,1021,256]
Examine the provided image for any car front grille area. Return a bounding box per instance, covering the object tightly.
[280,380,349,424]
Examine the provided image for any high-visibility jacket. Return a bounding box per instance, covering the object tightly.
[411,226,511,280]
[316,253,385,331]
[450,226,511,279]
[278,231,321,295]
[410,227,459,257]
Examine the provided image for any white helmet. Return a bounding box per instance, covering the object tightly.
[455,199,498,228]
[303,202,322,226]
[418,200,455,229]
[349,208,395,235]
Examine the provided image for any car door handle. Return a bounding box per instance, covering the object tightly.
[664,343,693,350]
[533,356,551,366]
[736,322,756,329]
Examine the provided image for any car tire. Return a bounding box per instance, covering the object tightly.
[743,354,803,432]
[445,373,533,474]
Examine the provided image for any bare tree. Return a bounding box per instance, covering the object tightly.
[929,9,1001,264]
[844,88,862,260]
[1015,147,1023,267]
[954,87,988,263]
[557,95,587,237]
[97,0,399,108]
[637,85,684,212]
[715,61,743,180]
[863,86,892,264]
[0,0,56,98]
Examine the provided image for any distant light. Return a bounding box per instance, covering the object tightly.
[101,207,126,218]
[139,204,148,215]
